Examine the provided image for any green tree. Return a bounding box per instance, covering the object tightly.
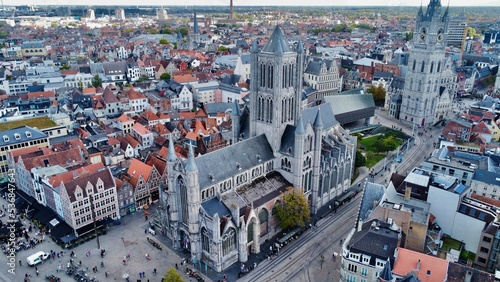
[77,81,83,91]
[59,64,70,70]
[404,31,414,42]
[218,46,229,52]
[160,73,171,80]
[276,188,310,231]
[178,28,189,37]
[159,38,169,45]
[163,267,184,282]
[355,150,366,167]
[373,135,399,153]
[91,74,103,88]
[366,84,386,103]
[173,42,178,49]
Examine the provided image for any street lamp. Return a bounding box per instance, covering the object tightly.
[89,194,100,249]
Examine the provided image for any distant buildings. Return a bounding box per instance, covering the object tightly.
[115,8,125,21]
[447,12,467,49]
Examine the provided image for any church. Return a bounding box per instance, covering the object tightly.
[158,26,356,272]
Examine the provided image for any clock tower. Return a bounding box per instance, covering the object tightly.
[400,0,449,127]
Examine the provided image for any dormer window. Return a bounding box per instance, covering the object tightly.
[209,174,214,181]
[25,131,32,138]
[14,133,21,140]
[236,163,241,170]
[3,135,9,142]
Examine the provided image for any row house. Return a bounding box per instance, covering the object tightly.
[125,158,161,208]
[139,59,158,79]
[139,110,170,126]
[126,88,149,114]
[131,123,154,148]
[115,113,135,135]
[101,86,122,118]
[127,62,141,82]
[103,61,127,84]
[55,163,120,236]
[64,73,94,88]
[0,126,49,178]
[115,178,136,217]
[170,85,194,111]
[119,134,142,158]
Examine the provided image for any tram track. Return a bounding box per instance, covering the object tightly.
[240,196,360,282]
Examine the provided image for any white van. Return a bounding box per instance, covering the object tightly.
[26,251,49,266]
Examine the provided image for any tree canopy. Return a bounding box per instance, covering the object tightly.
[163,267,184,282]
[160,73,171,80]
[366,84,386,103]
[91,74,102,88]
[275,188,310,231]
[373,135,399,153]
[355,150,366,168]
[159,38,170,45]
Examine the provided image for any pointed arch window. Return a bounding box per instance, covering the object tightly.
[177,176,189,226]
[437,61,441,72]
[430,62,434,73]
[421,61,425,73]
[202,227,211,253]
[222,228,236,256]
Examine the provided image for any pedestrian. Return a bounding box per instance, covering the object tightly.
[153,268,157,275]
[105,271,108,278]
[100,261,104,267]
[145,229,147,234]
[79,261,82,266]
[139,272,142,278]
[175,263,178,269]
[35,269,39,276]
[19,260,22,266]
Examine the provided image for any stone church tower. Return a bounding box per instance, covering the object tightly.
[249,26,304,154]
[400,0,449,127]
[188,10,200,51]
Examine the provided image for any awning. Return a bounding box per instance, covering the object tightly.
[34,208,57,224]
[60,234,77,243]
[50,221,74,240]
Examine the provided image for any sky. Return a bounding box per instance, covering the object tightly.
[5,0,500,7]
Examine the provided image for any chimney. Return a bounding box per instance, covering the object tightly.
[404,185,411,200]
[357,219,363,232]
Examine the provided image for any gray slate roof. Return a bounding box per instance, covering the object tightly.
[261,26,291,54]
[205,102,239,117]
[201,198,231,218]
[358,182,385,221]
[472,169,500,185]
[0,126,47,147]
[300,103,338,130]
[193,134,274,189]
[322,91,375,122]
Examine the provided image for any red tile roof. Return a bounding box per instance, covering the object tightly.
[127,158,153,181]
[393,248,448,282]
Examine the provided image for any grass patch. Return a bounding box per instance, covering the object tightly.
[0,116,57,132]
[365,152,386,168]
[442,236,462,252]
[359,135,380,151]
[459,250,475,262]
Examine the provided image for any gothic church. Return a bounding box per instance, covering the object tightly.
[159,26,356,272]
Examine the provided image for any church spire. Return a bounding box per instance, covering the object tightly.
[295,116,305,135]
[378,258,393,282]
[193,10,199,34]
[167,134,177,162]
[262,25,290,54]
[185,145,197,172]
[313,107,323,129]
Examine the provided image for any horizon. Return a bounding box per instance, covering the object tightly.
[4,0,500,7]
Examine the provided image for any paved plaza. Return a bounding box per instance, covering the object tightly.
[0,198,210,282]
